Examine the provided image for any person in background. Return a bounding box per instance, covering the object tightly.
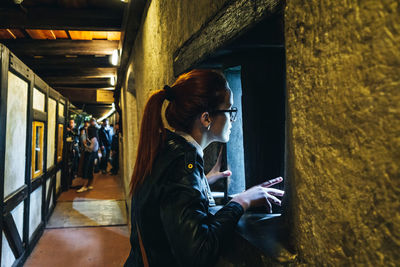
[110,122,120,175]
[77,127,87,178]
[110,123,115,135]
[82,120,90,132]
[77,125,99,193]
[89,118,101,173]
[66,119,79,184]
[98,118,112,174]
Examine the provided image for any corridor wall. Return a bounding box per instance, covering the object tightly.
[0,44,68,267]
[119,0,399,266]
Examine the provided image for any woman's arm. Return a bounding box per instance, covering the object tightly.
[205,146,231,184]
[159,158,243,267]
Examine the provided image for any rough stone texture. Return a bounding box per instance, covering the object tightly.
[121,0,400,265]
[285,1,400,265]
[173,0,281,76]
[120,71,139,204]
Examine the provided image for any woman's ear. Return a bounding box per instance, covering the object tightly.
[200,112,211,128]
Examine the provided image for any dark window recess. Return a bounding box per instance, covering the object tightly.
[199,13,286,212]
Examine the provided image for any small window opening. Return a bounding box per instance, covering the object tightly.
[32,121,44,179]
[57,124,64,162]
[200,14,285,212]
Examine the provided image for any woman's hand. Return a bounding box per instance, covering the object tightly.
[231,177,284,213]
[206,146,232,184]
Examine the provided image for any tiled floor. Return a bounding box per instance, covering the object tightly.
[24,171,131,267]
[47,200,127,228]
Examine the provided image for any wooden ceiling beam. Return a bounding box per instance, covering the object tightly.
[57,89,114,104]
[37,67,116,78]
[52,84,113,89]
[57,89,97,103]
[0,7,123,31]
[54,86,114,91]
[45,77,111,85]
[2,40,118,56]
[22,56,113,69]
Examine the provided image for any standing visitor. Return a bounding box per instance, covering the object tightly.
[110,122,120,175]
[98,118,112,174]
[66,119,79,186]
[77,127,87,177]
[77,125,99,192]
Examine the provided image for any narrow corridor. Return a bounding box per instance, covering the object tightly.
[24,172,130,267]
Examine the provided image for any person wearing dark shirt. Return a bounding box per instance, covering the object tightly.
[77,125,99,193]
[98,118,112,174]
[110,123,120,175]
[66,119,79,182]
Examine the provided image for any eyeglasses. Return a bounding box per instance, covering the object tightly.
[211,107,238,122]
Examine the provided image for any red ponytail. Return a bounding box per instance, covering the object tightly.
[130,89,167,194]
[130,69,228,195]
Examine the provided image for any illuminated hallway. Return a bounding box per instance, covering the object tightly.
[24,172,130,267]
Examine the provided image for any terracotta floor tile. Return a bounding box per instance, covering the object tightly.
[47,200,127,228]
[25,172,131,267]
[24,226,130,267]
[58,173,125,201]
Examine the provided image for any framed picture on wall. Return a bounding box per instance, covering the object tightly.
[57,124,63,162]
[32,122,44,179]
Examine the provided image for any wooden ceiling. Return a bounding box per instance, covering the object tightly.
[0,0,126,118]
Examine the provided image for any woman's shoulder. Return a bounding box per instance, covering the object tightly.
[164,129,197,153]
[151,133,200,176]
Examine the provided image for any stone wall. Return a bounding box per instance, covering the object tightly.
[285,0,400,265]
[121,0,400,265]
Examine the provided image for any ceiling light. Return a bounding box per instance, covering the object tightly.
[110,76,116,86]
[111,49,119,66]
[97,103,116,123]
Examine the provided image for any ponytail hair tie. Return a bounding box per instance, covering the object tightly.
[164,85,175,101]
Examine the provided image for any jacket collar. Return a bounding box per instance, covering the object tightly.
[173,130,204,158]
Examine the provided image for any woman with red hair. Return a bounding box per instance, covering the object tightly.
[124,69,284,267]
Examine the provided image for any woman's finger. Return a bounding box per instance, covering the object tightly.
[265,192,281,206]
[266,199,272,213]
[221,170,232,177]
[265,188,284,196]
[261,177,283,188]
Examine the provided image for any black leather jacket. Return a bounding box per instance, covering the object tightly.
[98,126,112,148]
[124,130,244,267]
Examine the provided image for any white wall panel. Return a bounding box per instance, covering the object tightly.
[4,71,28,197]
[58,103,64,117]
[12,202,24,239]
[1,202,24,267]
[47,98,56,169]
[33,88,45,112]
[29,186,42,239]
[1,232,15,267]
[46,178,54,210]
[56,170,61,194]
